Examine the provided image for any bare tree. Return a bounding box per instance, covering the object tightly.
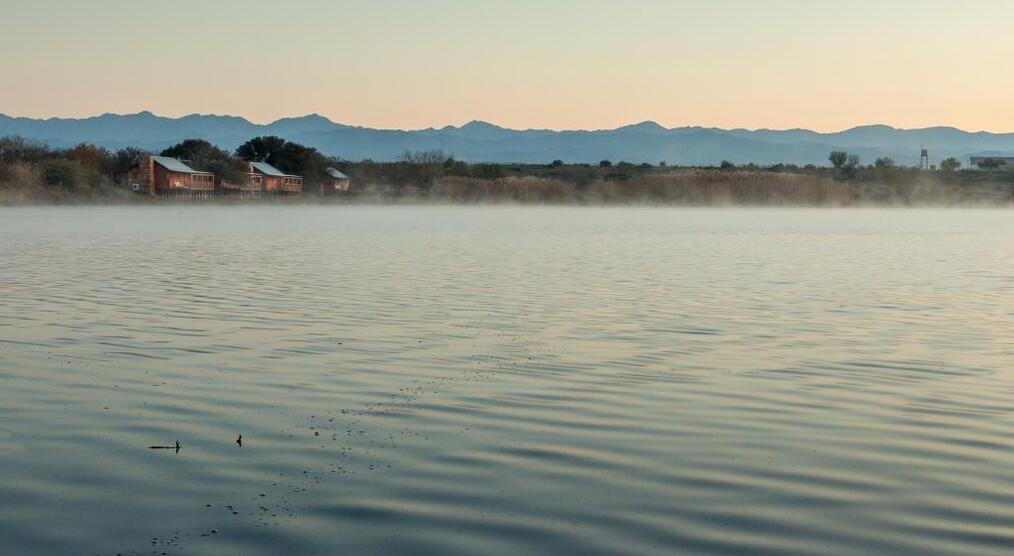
[399,150,449,191]
[400,150,447,166]
[828,151,848,169]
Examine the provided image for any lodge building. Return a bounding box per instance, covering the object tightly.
[127,156,305,198]
[247,161,303,194]
[326,167,351,193]
[127,155,215,198]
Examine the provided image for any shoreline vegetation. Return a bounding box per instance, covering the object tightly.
[2,135,1013,207]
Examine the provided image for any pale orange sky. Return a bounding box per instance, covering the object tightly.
[3,0,1014,131]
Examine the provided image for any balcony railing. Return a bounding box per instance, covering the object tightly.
[189,173,215,191]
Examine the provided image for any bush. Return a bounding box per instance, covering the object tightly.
[471,164,504,179]
[41,160,79,190]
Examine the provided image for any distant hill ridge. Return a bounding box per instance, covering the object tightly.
[3,111,1014,165]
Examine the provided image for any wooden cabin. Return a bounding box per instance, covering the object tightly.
[247,162,302,194]
[127,155,215,196]
[325,167,351,193]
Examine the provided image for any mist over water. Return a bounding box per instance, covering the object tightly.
[0,206,1012,555]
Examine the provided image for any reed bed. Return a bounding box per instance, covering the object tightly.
[432,170,856,205]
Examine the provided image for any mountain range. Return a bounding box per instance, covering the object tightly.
[3,111,1014,166]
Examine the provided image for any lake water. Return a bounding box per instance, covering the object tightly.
[0,206,1012,556]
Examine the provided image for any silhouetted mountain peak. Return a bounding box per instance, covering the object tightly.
[850,124,897,131]
[266,114,346,134]
[4,111,1014,165]
[460,120,502,130]
[617,120,667,133]
[444,120,511,140]
[274,113,334,124]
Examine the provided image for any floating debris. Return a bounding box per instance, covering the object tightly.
[148,440,180,453]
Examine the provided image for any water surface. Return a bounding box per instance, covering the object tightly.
[1,207,1012,555]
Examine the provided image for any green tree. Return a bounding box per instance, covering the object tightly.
[162,139,247,185]
[67,143,111,170]
[235,136,287,164]
[599,160,612,168]
[874,157,895,169]
[40,159,79,190]
[273,142,333,186]
[939,157,961,172]
[829,150,848,169]
[111,147,149,181]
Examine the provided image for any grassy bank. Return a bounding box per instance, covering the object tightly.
[423,171,855,205]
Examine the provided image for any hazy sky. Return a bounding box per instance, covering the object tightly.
[3,0,1013,131]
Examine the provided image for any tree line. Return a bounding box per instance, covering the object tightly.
[160,136,341,187]
[827,150,964,174]
[2,135,1013,205]
[0,134,344,194]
